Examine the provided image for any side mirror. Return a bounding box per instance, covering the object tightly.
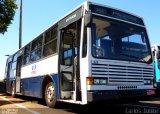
[141,33,145,43]
[158,51,160,59]
[84,10,92,26]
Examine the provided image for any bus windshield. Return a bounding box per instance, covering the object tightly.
[91,16,152,63]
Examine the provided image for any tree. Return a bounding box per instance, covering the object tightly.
[0,0,17,34]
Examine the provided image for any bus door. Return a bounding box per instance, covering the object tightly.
[59,21,81,100]
[16,56,22,93]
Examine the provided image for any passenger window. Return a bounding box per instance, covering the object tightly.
[23,44,30,65]
[43,27,57,57]
[30,36,42,62]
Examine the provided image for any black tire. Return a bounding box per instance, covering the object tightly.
[11,83,16,97]
[45,82,57,108]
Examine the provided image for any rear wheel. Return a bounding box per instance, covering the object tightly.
[45,82,57,108]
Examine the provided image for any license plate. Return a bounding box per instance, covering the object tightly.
[147,90,155,95]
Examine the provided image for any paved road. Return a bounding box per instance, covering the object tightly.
[0,93,160,114]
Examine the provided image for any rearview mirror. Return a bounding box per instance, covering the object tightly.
[84,11,92,26]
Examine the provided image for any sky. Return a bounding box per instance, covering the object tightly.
[0,0,160,80]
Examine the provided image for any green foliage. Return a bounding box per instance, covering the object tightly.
[0,0,17,34]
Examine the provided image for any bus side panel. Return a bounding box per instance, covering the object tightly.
[21,77,43,98]
[21,74,59,99]
[28,77,43,98]
[21,78,29,95]
[51,74,59,99]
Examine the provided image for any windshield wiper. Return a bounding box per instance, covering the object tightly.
[120,53,150,63]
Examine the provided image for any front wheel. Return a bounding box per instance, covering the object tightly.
[45,82,57,108]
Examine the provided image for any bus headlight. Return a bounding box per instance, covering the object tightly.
[144,79,151,85]
[94,78,107,85]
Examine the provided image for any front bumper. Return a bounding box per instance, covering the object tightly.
[87,89,155,102]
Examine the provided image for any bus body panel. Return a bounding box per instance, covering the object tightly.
[21,55,58,79]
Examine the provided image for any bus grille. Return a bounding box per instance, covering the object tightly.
[91,61,154,85]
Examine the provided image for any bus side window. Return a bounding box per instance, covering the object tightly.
[43,27,57,57]
[23,44,30,65]
[30,36,42,62]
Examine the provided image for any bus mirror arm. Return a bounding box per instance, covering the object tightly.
[158,54,160,59]
[156,51,160,59]
[84,10,92,26]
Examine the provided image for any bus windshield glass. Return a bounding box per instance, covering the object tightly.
[91,16,152,63]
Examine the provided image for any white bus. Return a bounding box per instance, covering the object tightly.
[4,1,155,107]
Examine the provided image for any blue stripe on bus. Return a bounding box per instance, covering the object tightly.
[21,77,43,98]
[50,74,59,99]
[21,74,59,99]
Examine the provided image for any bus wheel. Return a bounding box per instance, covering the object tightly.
[11,83,16,97]
[45,82,56,108]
